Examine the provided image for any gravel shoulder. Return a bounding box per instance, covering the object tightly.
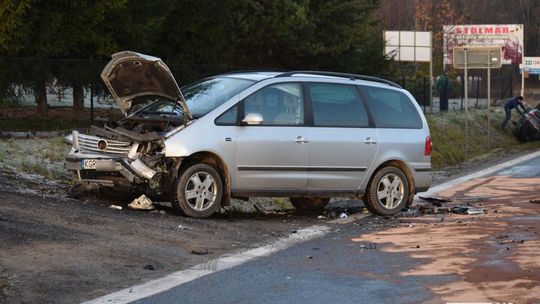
[0,166,327,304]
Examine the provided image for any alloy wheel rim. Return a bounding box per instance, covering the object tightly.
[376,173,404,209]
[184,172,217,211]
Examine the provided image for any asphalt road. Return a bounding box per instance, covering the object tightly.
[0,165,335,304]
[128,153,540,304]
[1,153,539,304]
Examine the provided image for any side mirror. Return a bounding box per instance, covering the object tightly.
[241,113,264,125]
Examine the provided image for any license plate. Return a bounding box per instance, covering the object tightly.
[81,159,97,169]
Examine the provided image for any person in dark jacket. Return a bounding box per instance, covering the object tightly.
[501,95,526,129]
[436,72,452,111]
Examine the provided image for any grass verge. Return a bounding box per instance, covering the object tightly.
[0,137,71,180]
[427,108,540,169]
[1,108,539,191]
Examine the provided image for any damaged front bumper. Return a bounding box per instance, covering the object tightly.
[65,130,161,189]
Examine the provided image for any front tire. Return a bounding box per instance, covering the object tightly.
[364,166,409,216]
[173,163,223,218]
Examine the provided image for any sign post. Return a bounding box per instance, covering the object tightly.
[453,46,502,159]
[464,49,468,160]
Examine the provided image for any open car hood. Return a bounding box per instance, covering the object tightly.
[101,51,190,118]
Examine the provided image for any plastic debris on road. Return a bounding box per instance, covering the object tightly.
[419,196,452,207]
[451,205,484,215]
[128,194,155,210]
[177,224,192,230]
[109,205,122,210]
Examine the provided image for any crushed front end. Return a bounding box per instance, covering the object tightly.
[65,51,190,197]
[65,125,176,197]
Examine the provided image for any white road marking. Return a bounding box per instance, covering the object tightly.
[83,225,331,304]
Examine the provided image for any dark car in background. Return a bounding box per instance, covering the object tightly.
[513,104,540,142]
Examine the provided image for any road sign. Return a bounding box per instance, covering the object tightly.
[520,57,540,75]
[452,46,502,160]
[453,46,502,69]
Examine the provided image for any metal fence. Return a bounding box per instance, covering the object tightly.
[0,57,520,117]
[387,73,516,114]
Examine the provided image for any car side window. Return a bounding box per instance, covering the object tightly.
[215,105,238,125]
[308,83,369,127]
[243,83,304,126]
[362,86,423,129]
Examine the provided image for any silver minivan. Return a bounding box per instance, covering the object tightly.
[65,51,431,218]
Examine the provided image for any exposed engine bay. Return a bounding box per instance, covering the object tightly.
[65,51,194,199]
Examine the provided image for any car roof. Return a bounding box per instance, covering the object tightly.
[219,70,401,88]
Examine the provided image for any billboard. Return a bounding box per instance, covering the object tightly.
[443,24,523,65]
[384,31,432,62]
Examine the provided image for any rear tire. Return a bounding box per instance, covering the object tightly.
[364,166,409,216]
[290,197,330,212]
[173,163,223,218]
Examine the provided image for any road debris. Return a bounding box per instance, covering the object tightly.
[359,243,377,250]
[143,264,155,270]
[451,205,484,215]
[128,194,155,210]
[109,205,122,210]
[419,196,452,207]
[400,205,449,216]
[399,207,420,217]
[339,213,348,218]
[530,199,540,204]
[177,225,192,231]
[191,249,212,255]
[252,202,265,215]
[150,210,167,215]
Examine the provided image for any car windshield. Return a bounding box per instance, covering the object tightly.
[182,77,255,118]
[133,77,255,119]
[135,97,183,117]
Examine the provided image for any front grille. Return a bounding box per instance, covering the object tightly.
[77,133,132,156]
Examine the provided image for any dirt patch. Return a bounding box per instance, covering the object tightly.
[0,165,327,304]
[0,267,15,299]
[351,175,540,304]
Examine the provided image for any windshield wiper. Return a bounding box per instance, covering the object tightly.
[142,111,180,116]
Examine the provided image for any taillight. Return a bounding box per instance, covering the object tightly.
[424,135,432,156]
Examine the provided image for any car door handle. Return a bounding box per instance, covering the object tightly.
[363,137,377,145]
[295,136,309,144]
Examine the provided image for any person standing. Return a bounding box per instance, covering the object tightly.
[501,95,526,129]
[436,72,452,111]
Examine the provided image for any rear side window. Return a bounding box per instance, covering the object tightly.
[362,86,423,129]
[308,83,369,127]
